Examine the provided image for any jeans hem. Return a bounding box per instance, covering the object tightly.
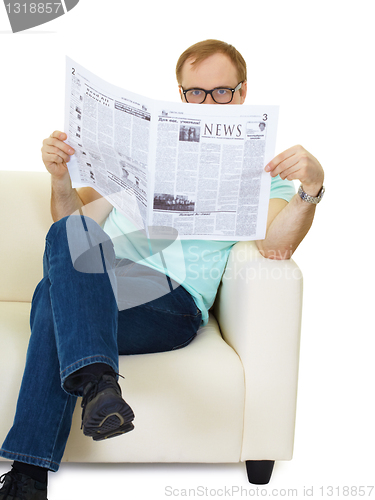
[0,448,60,472]
[60,355,119,396]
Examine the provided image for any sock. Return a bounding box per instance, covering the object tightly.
[64,363,116,392]
[12,461,48,484]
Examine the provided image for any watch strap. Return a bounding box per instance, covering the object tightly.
[298,184,325,204]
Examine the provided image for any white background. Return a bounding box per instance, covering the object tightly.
[0,0,374,498]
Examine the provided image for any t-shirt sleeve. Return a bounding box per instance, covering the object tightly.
[270,174,296,202]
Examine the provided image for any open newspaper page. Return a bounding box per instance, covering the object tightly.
[65,57,152,231]
[65,57,278,240]
[150,102,278,240]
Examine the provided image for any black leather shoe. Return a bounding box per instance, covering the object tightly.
[81,374,135,441]
[0,470,47,500]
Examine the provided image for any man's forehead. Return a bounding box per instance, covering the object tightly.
[181,53,239,87]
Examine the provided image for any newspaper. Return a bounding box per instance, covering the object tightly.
[65,57,279,241]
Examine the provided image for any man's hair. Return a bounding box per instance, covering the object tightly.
[175,39,247,86]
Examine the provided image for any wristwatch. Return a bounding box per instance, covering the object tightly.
[298,184,325,204]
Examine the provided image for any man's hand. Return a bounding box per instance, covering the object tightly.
[42,129,82,221]
[41,130,75,180]
[265,145,324,196]
[256,145,325,259]
[42,129,112,224]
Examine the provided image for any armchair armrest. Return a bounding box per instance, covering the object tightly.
[213,241,303,461]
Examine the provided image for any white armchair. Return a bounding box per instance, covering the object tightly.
[0,170,303,484]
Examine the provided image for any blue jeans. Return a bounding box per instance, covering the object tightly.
[0,216,201,472]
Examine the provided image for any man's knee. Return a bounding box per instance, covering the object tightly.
[49,215,115,274]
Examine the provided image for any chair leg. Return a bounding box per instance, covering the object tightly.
[245,460,275,484]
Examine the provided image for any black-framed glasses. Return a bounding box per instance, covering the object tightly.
[180,82,243,104]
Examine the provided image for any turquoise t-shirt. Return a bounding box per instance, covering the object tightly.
[103,175,295,325]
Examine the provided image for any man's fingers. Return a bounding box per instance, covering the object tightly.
[42,138,73,164]
[48,137,74,155]
[278,163,301,181]
[42,135,75,159]
[270,156,299,178]
[49,130,67,141]
[43,145,72,163]
[265,145,303,172]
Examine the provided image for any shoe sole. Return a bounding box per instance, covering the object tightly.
[83,395,135,441]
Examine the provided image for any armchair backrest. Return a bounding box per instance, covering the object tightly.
[0,170,53,303]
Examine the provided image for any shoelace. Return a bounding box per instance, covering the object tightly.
[0,470,26,500]
[80,373,124,425]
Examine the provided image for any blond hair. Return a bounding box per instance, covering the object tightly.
[176,39,247,85]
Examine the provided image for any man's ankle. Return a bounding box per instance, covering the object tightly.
[12,462,48,484]
[64,363,116,392]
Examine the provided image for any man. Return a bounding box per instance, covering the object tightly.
[0,39,324,499]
